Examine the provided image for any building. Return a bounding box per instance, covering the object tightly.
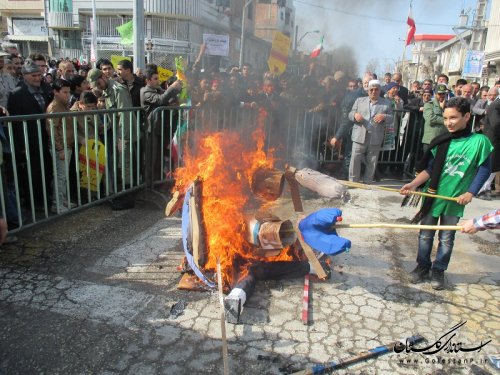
[0,0,276,71]
[484,0,500,85]
[408,34,454,83]
[0,0,49,56]
[254,0,294,43]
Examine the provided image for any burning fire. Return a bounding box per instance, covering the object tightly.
[174,118,294,287]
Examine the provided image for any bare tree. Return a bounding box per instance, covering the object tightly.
[365,58,380,76]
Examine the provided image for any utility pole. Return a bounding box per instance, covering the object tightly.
[133,0,145,71]
[239,0,253,68]
[91,0,97,66]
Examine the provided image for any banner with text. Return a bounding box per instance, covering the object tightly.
[203,34,230,56]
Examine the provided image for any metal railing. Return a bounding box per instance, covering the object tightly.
[0,107,144,233]
[0,104,423,233]
[145,105,423,188]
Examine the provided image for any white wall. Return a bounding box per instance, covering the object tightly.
[484,0,500,58]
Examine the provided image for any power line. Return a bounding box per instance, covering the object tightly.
[294,0,457,27]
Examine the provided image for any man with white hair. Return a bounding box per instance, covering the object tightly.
[348,79,393,183]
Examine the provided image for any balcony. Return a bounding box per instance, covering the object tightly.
[144,0,200,18]
[48,12,75,29]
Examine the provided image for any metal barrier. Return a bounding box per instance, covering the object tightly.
[0,103,423,233]
[0,107,144,233]
[146,105,423,189]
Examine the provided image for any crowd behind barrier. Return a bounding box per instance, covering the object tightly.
[0,44,499,236]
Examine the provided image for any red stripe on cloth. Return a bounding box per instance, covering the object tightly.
[270,50,288,64]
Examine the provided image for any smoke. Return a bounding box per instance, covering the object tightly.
[294,0,403,75]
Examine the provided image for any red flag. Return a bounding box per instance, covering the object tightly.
[310,36,324,59]
[406,9,416,46]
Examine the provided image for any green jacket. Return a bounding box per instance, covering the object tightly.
[103,79,137,142]
[422,99,447,144]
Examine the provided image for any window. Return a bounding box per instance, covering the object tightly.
[57,29,82,49]
[49,0,73,12]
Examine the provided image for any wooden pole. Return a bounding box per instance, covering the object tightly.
[334,223,463,231]
[294,222,328,280]
[289,223,463,232]
[216,259,229,375]
[338,179,459,203]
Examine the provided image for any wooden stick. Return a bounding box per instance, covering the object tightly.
[294,222,328,280]
[338,179,459,203]
[216,259,229,375]
[289,223,463,232]
[334,223,463,230]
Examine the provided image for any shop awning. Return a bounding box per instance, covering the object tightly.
[6,35,49,42]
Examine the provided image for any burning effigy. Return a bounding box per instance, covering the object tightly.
[166,114,351,323]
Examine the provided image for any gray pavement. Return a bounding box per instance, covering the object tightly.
[0,184,498,375]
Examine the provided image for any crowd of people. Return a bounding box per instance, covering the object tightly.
[0,43,498,261]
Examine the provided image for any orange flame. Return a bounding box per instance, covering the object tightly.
[174,118,295,287]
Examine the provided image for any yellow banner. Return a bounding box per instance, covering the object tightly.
[79,139,106,192]
[267,32,290,75]
[158,66,174,82]
[110,55,132,70]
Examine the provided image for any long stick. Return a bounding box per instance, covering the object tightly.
[335,223,463,231]
[338,179,459,203]
[288,223,463,232]
[216,259,229,375]
[293,335,425,375]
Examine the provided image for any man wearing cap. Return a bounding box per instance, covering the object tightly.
[422,83,448,154]
[348,79,393,183]
[391,73,409,104]
[384,81,403,110]
[7,59,53,211]
[87,67,136,209]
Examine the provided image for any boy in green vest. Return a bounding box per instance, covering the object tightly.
[400,97,493,290]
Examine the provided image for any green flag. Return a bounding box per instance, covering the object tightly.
[116,20,133,45]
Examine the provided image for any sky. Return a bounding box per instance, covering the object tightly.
[294,0,484,75]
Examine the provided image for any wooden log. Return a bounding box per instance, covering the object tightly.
[294,168,347,199]
[165,190,182,216]
[251,168,285,201]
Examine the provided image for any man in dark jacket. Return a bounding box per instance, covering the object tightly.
[7,59,53,211]
[140,67,182,183]
[478,94,500,199]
